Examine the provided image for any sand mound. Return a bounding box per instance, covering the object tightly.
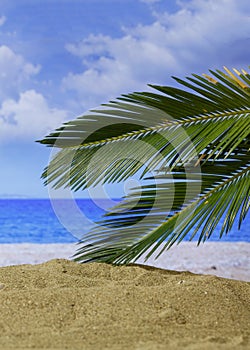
[0,259,249,349]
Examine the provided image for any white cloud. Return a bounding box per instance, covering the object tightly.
[0,90,69,142]
[0,43,70,145]
[140,0,161,3]
[0,45,41,100]
[0,16,6,26]
[63,32,177,108]
[62,0,250,110]
[155,0,250,46]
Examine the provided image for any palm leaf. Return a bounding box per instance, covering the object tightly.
[38,66,250,264]
[73,152,250,264]
[39,67,250,191]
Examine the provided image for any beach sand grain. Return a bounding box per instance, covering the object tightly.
[0,258,249,349]
[0,242,249,281]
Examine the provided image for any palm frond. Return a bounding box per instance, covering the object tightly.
[42,107,250,190]
[38,66,250,265]
[39,67,250,192]
[74,155,250,264]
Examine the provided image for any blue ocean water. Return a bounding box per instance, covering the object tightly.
[0,199,249,243]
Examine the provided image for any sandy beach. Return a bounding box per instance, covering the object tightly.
[0,242,249,349]
[0,242,249,281]
[0,258,249,350]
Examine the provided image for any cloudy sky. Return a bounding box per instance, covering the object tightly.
[0,0,249,198]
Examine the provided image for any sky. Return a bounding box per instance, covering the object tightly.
[0,0,249,198]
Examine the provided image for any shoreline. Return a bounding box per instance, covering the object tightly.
[0,241,249,281]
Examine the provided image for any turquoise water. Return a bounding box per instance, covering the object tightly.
[0,199,249,243]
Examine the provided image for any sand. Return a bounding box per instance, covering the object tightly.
[0,259,249,350]
[0,242,249,281]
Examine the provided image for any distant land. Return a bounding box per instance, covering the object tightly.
[0,195,109,200]
[0,194,34,199]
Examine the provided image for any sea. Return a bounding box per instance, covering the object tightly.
[0,199,249,243]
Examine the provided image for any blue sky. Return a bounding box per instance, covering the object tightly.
[0,0,249,198]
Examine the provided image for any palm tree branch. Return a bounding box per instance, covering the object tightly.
[37,65,250,265]
[73,157,250,264]
[38,67,250,149]
[43,109,250,190]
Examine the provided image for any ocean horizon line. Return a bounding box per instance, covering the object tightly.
[0,197,122,200]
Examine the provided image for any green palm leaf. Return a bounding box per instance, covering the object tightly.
[73,154,250,264]
[38,66,250,264]
[39,67,250,190]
